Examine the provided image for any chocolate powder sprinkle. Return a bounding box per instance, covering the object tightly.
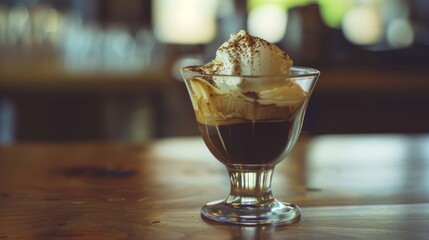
[185,31,291,78]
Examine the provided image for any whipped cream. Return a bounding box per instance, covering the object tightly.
[202,30,293,76]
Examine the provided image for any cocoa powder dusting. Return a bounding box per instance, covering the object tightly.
[187,30,289,77]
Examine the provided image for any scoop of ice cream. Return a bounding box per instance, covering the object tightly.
[201,30,293,76]
[184,30,307,124]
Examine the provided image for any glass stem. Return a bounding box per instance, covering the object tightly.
[225,166,276,207]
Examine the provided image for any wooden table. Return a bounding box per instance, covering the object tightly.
[1,135,429,239]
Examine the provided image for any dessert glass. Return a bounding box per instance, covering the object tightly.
[181,66,319,225]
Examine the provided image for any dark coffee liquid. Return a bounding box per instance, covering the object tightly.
[198,120,292,165]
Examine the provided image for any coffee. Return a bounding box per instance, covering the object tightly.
[198,120,293,165]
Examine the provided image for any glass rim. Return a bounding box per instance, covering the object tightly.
[181,66,320,78]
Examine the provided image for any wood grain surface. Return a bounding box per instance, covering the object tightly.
[1,135,429,239]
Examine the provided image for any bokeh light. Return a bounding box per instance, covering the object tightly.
[153,0,219,44]
[248,0,313,11]
[247,4,287,43]
[386,18,414,48]
[318,0,351,28]
[342,4,383,45]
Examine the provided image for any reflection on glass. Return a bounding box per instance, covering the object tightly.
[229,225,277,240]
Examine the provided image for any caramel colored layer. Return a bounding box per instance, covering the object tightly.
[188,77,306,126]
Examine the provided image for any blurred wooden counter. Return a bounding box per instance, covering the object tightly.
[0,59,170,93]
[0,59,173,141]
[1,135,429,239]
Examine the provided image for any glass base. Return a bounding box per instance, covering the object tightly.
[201,199,301,226]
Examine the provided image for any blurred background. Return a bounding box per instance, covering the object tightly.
[0,0,428,143]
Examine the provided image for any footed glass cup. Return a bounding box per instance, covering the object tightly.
[181,66,319,225]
